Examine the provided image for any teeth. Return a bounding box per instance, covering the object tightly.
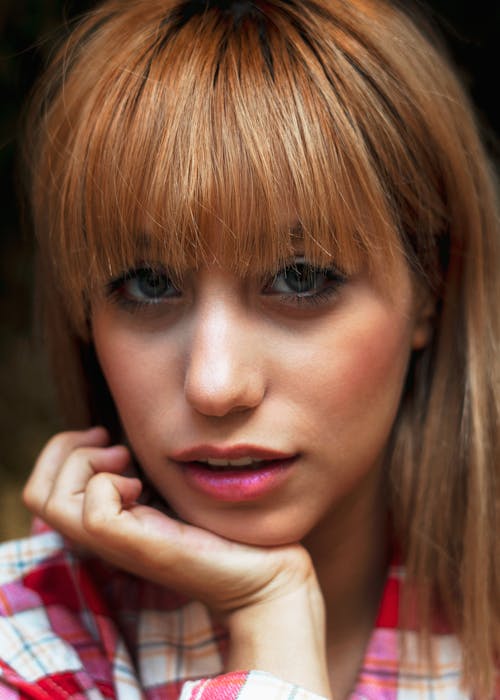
[204,457,263,467]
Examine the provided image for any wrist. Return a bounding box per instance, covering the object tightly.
[225,576,331,697]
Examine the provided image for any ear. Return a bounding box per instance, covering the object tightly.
[411,286,436,350]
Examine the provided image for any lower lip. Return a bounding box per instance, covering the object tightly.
[178,459,295,501]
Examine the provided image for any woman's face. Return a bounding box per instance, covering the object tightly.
[91,249,429,546]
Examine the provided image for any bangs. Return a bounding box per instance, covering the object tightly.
[32,0,444,333]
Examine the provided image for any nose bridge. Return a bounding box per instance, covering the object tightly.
[184,292,263,416]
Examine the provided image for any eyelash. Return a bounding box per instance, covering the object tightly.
[279,285,341,308]
[106,262,348,311]
[105,267,179,311]
[264,263,347,307]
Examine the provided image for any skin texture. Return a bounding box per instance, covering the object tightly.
[24,253,432,698]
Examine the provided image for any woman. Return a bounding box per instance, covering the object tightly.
[1,0,498,697]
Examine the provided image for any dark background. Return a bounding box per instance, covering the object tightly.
[0,0,498,539]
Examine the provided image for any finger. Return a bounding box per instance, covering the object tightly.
[81,474,312,613]
[51,445,131,500]
[84,472,143,518]
[38,445,131,534]
[23,427,109,510]
[82,473,260,592]
[82,473,145,557]
[83,472,213,563]
[39,466,136,550]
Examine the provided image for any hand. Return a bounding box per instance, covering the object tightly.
[23,428,331,697]
[24,427,313,610]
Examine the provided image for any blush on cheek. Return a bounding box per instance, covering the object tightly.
[308,313,414,448]
[347,325,411,395]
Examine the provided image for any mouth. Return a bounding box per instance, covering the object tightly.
[170,447,297,501]
[191,457,269,471]
[171,444,295,464]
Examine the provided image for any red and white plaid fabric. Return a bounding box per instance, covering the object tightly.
[0,525,481,699]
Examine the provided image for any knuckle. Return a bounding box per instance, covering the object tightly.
[44,429,100,461]
[42,495,62,524]
[82,507,110,535]
[37,431,81,467]
[46,430,79,453]
[67,446,92,463]
[89,471,110,489]
[82,474,113,534]
[21,482,37,511]
[65,445,103,473]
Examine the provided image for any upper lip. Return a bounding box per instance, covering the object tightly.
[170,444,295,462]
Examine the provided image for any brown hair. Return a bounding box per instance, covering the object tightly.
[24,0,499,693]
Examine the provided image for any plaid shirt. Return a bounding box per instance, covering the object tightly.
[0,526,476,699]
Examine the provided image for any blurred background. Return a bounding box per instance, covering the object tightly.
[0,0,498,541]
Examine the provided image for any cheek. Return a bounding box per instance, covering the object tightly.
[281,306,414,446]
[92,319,176,434]
[338,319,411,403]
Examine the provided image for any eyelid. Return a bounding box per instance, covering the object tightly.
[261,258,348,308]
[280,255,346,274]
[107,264,177,286]
[265,257,347,284]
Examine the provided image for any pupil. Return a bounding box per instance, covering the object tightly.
[138,270,168,297]
[285,265,317,293]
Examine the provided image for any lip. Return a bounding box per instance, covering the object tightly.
[170,445,297,502]
[170,444,294,462]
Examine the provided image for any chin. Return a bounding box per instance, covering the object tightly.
[186,512,308,548]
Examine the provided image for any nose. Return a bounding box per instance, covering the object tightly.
[183,298,265,417]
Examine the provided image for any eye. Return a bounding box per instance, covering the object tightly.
[108,267,180,305]
[264,259,347,299]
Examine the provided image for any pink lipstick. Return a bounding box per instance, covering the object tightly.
[170,445,296,502]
